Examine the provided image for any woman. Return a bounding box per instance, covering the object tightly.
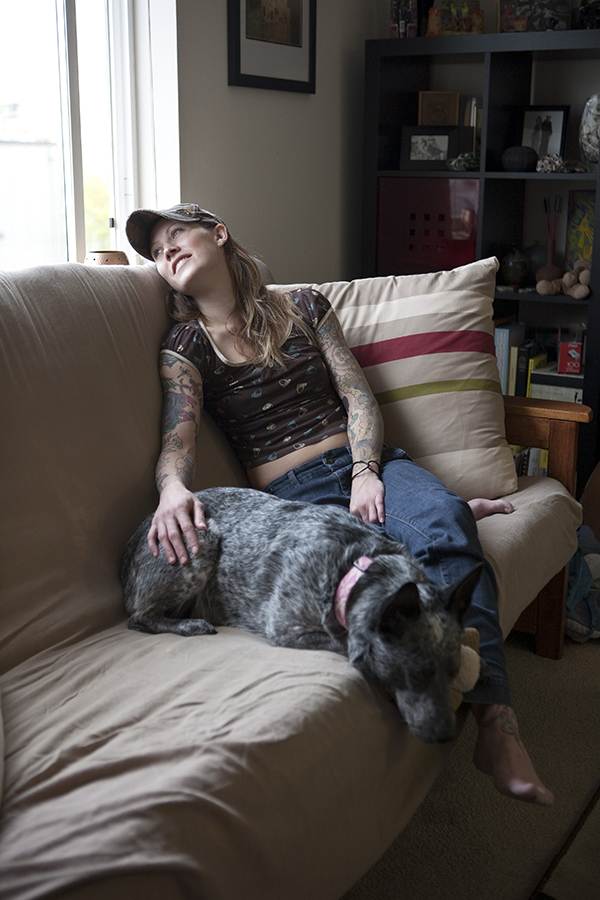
[126,203,553,807]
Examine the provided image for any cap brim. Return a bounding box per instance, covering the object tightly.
[125,209,168,261]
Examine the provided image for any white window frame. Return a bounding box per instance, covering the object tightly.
[107,0,138,257]
[55,0,138,262]
[55,0,86,262]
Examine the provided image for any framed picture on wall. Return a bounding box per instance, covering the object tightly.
[521,106,569,158]
[227,0,317,93]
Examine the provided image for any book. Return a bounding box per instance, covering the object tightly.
[527,447,541,476]
[510,444,549,477]
[529,362,584,403]
[509,444,528,477]
[526,351,548,398]
[515,340,540,397]
[494,322,526,395]
[530,383,584,404]
[508,345,520,395]
[529,362,584,389]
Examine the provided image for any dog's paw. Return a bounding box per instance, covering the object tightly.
[127,615,218,636]
[176,618,218,636]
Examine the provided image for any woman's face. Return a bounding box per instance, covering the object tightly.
[149,219,228,294]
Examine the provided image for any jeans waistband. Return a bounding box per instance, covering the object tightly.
[264,443,410,493]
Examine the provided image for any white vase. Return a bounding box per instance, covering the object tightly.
[579,94,600,173]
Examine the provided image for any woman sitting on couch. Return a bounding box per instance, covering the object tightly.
[125,203,553,807]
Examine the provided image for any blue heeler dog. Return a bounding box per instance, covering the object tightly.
[121,487,484,744]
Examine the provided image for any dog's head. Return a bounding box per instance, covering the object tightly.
[345,558,484,744]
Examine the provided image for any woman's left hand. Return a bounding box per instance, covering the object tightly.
[350,470,386,526]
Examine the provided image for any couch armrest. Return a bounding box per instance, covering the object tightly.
[504,396,593,495]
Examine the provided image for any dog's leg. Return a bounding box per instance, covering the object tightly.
[128,615,218,636]
[276,631,344,652]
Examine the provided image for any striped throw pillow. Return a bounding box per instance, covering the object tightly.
[275,257,517,501]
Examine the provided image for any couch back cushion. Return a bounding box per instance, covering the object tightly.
[274,258,517,502]
[0,264,243,674]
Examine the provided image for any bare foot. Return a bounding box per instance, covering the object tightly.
[468,498,514,521]
[471,704,554,806]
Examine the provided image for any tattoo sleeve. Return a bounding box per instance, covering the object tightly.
[316,312,384,465]
[156,358,203,492]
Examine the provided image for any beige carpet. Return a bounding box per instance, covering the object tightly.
[341,633,600,900]
[538,781,600,900]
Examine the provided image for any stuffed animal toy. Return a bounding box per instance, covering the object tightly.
[450,627,484,710]
[536,258,591,300]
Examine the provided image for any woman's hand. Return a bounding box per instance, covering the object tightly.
[349,469,386,526]
[147,481,207,565]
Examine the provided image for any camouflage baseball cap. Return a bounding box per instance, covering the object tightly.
[125,203,225,260]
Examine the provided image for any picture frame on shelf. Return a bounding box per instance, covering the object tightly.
[227,0,316,93]
[521,106,569,158]
[497,0,571,33]
[400,126,461,170]
[418,91,460,127]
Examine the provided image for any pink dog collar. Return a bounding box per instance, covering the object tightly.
[335,557,375,629]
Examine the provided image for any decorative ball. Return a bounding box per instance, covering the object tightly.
[501,247,528,288]
[501,145,539,172]
[523,243,547,284]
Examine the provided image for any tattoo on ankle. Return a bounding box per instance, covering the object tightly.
[479,705,524,748]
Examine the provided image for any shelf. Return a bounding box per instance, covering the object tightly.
[377,170,597,180]
[368,30,600,58]
[495,290,589,306]
[481,172,597,181]
[377,169,479,177]
[363,29,600,487]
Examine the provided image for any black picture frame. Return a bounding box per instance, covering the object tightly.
[400,126,461,170]
[521,106,570,159]
[227,0,316,94]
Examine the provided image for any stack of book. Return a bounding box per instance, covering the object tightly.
[510,445,549,477]
[529,362,584,404]
[494,322,583,399]
[494,321,526,395]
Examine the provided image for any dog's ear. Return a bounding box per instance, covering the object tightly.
[379,583,422,636]
[442,563,484,621]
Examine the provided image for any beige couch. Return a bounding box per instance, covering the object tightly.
[0,258,588,900]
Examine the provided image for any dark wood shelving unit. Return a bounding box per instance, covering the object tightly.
[362,30,600,488]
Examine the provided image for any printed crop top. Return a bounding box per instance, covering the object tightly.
[160,288,348,470]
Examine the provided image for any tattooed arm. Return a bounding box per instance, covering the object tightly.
[147,353,206,565]
[315,312,386,526]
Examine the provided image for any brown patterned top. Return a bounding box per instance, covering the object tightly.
[160,288,348,470]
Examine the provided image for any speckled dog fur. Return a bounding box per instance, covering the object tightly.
[121,487,483,743]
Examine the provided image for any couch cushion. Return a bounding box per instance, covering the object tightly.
[477,476,582,633]
[273,258,517,502]
[0,264,245,676]
[0,625,451,900]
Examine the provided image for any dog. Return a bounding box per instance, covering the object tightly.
[121,487,484,744]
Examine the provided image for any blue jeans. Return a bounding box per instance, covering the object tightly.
[265,444,510,706]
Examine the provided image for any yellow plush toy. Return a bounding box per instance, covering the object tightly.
[537,258,591,300]
[450,627,483,710]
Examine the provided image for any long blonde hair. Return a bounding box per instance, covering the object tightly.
[166,223,312,368]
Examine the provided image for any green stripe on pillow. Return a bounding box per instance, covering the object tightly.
[375,378,501,406]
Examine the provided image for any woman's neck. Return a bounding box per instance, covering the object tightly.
[190,266,238,330]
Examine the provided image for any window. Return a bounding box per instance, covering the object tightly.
[0,0,135,270]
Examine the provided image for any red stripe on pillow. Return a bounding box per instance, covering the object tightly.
[351,331,495,368]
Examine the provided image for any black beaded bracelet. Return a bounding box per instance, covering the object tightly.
[351,459,381,480]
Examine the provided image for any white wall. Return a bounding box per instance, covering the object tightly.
[174,1,388,283]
